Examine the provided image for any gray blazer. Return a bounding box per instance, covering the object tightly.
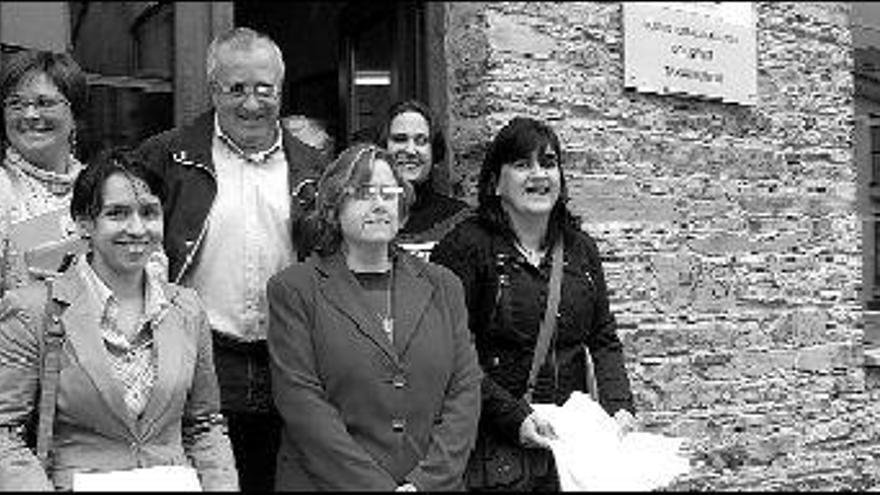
[0,266,238,491]
[268,249,482,491]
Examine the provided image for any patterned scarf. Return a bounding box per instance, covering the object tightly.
[4,145,82,196]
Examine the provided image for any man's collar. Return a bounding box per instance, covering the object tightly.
[213,113,283,164]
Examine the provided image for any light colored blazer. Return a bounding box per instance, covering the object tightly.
[0,265,238,491]
[267,249,482,491]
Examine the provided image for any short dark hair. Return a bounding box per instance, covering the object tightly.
[306,143,414,256]
[476,116,579,249]
[378,99,446,166]
[70,147,166,221]
[0,49,87,148]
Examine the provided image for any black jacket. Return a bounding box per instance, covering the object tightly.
[431,216,634,443]
[398,181,471,245]
[135,111,328,282]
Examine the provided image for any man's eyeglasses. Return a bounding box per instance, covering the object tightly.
[345,184,405,202]
[213,82,279,101]
[508,154,559,171]
[3,94,69,113]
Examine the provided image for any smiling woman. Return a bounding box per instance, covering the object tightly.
[0,149,239,490]
[431,117,636,491]
[0,49,88,296]
[69,151,165,289]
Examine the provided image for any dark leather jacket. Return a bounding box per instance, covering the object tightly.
[431,216,634,442]
[135,111,328,283]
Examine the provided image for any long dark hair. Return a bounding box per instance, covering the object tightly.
[377,99,446,167]
[476,117,580,249]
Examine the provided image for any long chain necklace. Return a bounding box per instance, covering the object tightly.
[381,264,394,342]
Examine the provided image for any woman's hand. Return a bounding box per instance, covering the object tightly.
[519,411,557,449]
[613,409,637,437]
[395,482,417,491]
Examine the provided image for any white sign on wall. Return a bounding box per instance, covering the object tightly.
[623,2,757,105]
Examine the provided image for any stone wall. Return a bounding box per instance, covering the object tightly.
[444,2,877,490]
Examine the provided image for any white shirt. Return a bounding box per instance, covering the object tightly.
[185,118,292,342]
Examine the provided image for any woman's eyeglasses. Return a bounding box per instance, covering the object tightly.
[345,184,405,202]
[3,94,70,113]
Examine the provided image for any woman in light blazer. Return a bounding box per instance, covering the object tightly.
[269,143,482,491]
[0,149,238,491]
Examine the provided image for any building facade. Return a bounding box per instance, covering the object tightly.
[2,1,880,489]
[445,2,871,490]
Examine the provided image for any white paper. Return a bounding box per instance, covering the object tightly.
[72,465,202,492]
[532,392,691,491]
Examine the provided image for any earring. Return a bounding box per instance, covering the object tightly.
[68,126,78,151]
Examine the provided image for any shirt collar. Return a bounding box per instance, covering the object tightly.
[75,254,169,321]
[213,113,283,164]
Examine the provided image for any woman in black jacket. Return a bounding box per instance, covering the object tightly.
[431,117,635,491]
[378,100,471,255]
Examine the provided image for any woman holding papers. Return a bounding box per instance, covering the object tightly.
[267,143,482,491]
[0,49,88,296]
[0,150,238,490]
[431,117,636,491]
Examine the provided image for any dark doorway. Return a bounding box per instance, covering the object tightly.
[234,1,427,154]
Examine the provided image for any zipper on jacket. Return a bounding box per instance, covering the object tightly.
[173,152,217,284]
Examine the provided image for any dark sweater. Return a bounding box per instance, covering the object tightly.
[398,181,471,245]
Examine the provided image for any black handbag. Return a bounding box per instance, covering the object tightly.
[465,240,564,491]
[465,427,554,491]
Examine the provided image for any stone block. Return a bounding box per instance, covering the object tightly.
[795,343,856,372]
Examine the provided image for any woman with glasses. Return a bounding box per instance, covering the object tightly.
[267,143,482,491]
[0,149,238,490]
[431,117,636,491]
[0,49,88,296]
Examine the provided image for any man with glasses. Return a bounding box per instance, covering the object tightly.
[136,27,328,491]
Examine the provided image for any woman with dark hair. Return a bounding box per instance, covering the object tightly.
[378,100,470,255]
[0,49,89,295]
[267,143,481,491]
[0,149,238,490]
[431,117,636,491]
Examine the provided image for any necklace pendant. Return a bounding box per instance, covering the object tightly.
[382,317,394,337]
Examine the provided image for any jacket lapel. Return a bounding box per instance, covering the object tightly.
[315,253,398,364]
[313,251,435,361]
[173,111,216,175]
[390,251,433,357]
[138,283,184,437]
[52,269,136,437]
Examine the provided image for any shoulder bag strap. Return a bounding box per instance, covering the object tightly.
[524,239,564,404]
[35,282,64,470]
